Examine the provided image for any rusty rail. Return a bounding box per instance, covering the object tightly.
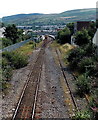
[12,40,47,120]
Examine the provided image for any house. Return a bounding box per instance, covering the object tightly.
[71,21,92,45]
[0,27,5,38]
[74,21,91,33]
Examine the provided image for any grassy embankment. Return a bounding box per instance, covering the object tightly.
[15,41,35,55]
[1,40,42,94]
[51,41,74,64]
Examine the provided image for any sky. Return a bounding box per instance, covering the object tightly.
[0,0,97,18]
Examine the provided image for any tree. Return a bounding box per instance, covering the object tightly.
[88,22,97,39]
[2,38,13,48]
[1,23,5,27]
[74,29,91,46]
[3,24,19,44]
[66,22,74,35]
[17,29,24,42]
[57,27,71,44]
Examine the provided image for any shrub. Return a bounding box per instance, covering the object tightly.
[2,51,14,63]
[57,27,71,44]
[2,49,28,92]
[76,74,91,96]
[74,29,91,46]
[83,44,97,57]
[2,81,10,91]
[2,38,13,48]
[28,41,34,44]
[2,66,13,81]
[2,51,28,69]
[78,57,96,74]
[67,47,86,69]
[89,97,98,120]
[67,44,97,71]
[2,57,9,69]
[72,110,91,120]
[12,52,28,69]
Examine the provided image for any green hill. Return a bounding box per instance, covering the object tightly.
[2,8,96,26]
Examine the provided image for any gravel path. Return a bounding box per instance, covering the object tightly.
[35,46,70,119]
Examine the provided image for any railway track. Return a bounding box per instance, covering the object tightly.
[55,49,79,113]
[55,48,97,116]
[12,40,48,120]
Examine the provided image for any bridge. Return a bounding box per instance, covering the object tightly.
[48,35,55,40]
[32,31,57,36]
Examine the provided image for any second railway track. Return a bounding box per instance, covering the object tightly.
[55,49,79,113]
[12,40,47,120]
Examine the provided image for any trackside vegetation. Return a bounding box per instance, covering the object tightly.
[2,24,31,48]
[1,41,36,93]
[56,22,98,120]
[2,51,28,92]
[67,44,98,120]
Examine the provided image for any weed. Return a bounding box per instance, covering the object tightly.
[72,110,91,120]
[76,74,91,96]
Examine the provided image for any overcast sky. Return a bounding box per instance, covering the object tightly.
[0,0,97,18]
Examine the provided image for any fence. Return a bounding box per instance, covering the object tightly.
[1,39,32,53]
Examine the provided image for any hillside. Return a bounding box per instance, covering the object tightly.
[2,8,96,26]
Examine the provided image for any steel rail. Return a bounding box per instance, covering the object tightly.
[12,41,46,120]
[55,49,79,111]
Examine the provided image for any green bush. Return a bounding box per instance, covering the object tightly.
[2,66,13,82]
[12,52,28,69]
[2,51,14,63]
[28,41,34,44]
[2,38,13,48]
[74,29,91,46]
[67,44,97,71]
[67,47,86,69]
[2,81,10,91]
[2,57,9,69]
[76,74,91,96]
[83,44,97,57]
[2,51,28,69]
[78,57,96,74]
[57,27,71,44]
[2,49,28,92]
[88,97,98,120]
[72,110,91,120]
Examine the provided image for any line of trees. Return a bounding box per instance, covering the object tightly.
[56,22,96,46]
[2,24,31,48]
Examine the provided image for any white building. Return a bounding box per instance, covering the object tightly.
[0,27,5,38]
[93,29,98,54]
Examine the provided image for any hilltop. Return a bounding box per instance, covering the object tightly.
[2,8,96,26]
